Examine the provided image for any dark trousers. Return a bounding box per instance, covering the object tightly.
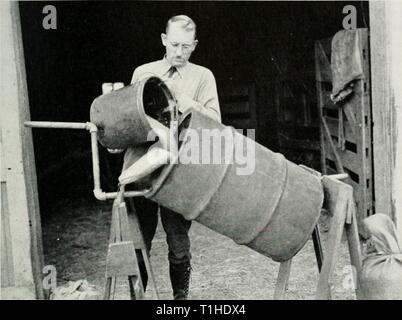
[133,196,192,266]
[123,148,191,288]
[133,197,191,289]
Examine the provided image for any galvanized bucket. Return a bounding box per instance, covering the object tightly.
[90,76,175,149]
[144,111,324,262]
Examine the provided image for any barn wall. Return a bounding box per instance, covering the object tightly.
[0,1,44,299]
[369,0,402,233]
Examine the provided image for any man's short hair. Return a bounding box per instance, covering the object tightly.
[166,15,197,39]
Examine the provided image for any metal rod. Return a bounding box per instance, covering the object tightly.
[89,129,101,198]
[24,120,148,200]
[102,191,148,200]
[24,121,88,130]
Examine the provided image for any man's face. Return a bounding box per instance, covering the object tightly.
[161,22,197,67]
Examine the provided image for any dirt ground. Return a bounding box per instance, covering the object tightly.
[42,197,357,300]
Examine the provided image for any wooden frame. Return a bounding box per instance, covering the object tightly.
[315,29,373,234]
[104,189,159,300]
[274,70,320,169]
[274,174,362,300]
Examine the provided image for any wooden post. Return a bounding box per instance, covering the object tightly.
[273,260,292,300]
[315,177,362,300]
[369,0,402,235]
[0,1,44,299]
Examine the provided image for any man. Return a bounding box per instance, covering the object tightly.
[124,15,221,300]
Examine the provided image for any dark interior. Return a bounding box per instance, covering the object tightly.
[19,1,369,212]
[142,76,175,126]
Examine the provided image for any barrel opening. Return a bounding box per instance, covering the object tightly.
[144,112,194,196]
[143,77,175,126]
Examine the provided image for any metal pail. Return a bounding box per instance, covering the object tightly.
[90,76,175,149]
[145,111,324,262]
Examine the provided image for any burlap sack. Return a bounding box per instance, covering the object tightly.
[360,213,402,300]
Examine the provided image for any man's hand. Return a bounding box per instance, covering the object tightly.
[176,94,201,113]
[162,77,200,113]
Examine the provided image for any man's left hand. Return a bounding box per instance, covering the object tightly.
[162,77,201,113]
[176,93,201,113]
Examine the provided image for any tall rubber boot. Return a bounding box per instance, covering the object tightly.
[169,261,191,300]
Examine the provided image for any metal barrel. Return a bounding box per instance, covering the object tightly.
[145,111,324,262]
[90,76,175,149]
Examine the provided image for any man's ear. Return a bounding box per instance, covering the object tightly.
[161,33,167,46]
[193,39,198,50]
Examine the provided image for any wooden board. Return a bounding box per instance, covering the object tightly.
[219,83,257,134]
[369,1,395,218]
[0,2,43,298]
[274,64,320,169]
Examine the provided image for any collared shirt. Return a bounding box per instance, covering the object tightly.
[131,57,221,123]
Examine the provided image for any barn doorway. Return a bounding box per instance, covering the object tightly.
[18,1,371,299]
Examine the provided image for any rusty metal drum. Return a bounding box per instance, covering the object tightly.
[90,76,175,149]
[90,75,324,262]
[145,111,324,262]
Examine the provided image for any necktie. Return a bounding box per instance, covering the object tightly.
[167,66,177,79]
[159,66,178,127]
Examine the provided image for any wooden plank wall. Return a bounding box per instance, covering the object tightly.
[1,130,15,289]
[274,71,321,169]
[315,29,373,235]
[220,83,258,138]
[369,1,402,234]
[0,1,44,299]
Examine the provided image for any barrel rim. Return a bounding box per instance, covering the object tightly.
[135,79,152,136]
[136,75,177,138]
[144,109,194,198]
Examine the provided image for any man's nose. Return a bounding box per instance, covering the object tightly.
[176,45,183,55]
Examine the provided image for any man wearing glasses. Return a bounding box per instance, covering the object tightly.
[125,15,221,300]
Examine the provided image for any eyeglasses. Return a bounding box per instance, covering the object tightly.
[167,40,195,53]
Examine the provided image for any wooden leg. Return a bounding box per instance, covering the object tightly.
[141,248,159,300]
[104,277,112,300]
[312,226,324,272]
[105,193,160,300]
[274,259,292,300]
[104,276,117,300]
[316,188,348,300]
[345,207,363,299]
[110,276,116,300]
[128,276,138,300]
[315,187,348,300]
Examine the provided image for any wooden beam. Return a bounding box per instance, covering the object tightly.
[387,2,402,235]
[274,260,292,300]
[369,0,402,234]
[369,1,394,218]
[0,1,44,299]
[321,117,345,173]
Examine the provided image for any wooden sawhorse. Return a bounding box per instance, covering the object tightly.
[104,187,159,300]
[274,173,363,300]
